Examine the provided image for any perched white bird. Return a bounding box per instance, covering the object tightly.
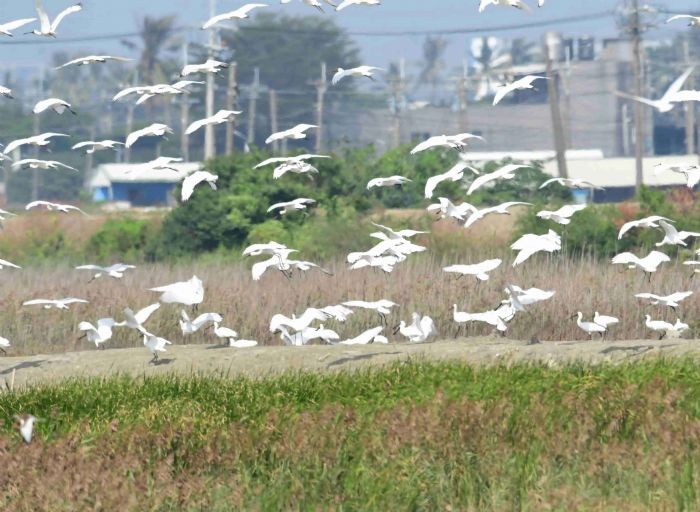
[667,15,700,27]
[656,220,700,247]
[23,298,88,310]
[181,59,229,77]
[611,250,671,277]
[424,162,479,199]
[618,215,672,239]
[3,132,68,155]
[55,55,132,69]
[536,204,586,225]
[125,123,173,148]
[12,159,77,172]
[466,164,528,195]
[149,275,204,306]
[493,75,547,105]
[210,321,238,344]
[0,85,13,99]
[367,175,412,190]
[331,66,383,85]
[269,308,330,333]
[635,291,693,311]
[464,201,532,229]
[79,318,116,349]
[185,109,241,135]
[511,229,561,266]
[670,318,690,337]
[0,18,37,37]
[181,171,218,201]
[267,198,316,215]
[479,0,532,13]
[394,313,437,343]
[0,336,10,354]
[30,1,82,37]
[75,263,136,281]
[336,0,380,10]
[644,315,675,339]
[411,133,484,154]
[202,3,268,29]
[142,331,172,363]
[72,140,124,154]
[180,311,222,335]
[118,303,161,332]
[25,200,86,214]
[443,258,502,281]
[427,197,476,222]
[342,299,397,324]
[615,67,694,113]
[16,414,37,444]
[539,177,604,190]
[338,326,387,345]
[265,124,317,144]
[571,311,606,338]
[594,312,619,330]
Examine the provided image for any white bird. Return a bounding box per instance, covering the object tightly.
[331,66,383,85]
[55,55,132,69]
[185,109,241,135]
[320,304,354,322]
[536,204,586,225]
[464,201,532,229]
[653,162,700,188]
[136,156,184,172]
[0,18,37,37]
[118,303,161,332]
[202,3,268,29]
[179,311,222,335]
[424,162,479,199]
[23,298,88,310]
[684,260,700,274]
[342,299,397,324]
[667,14,700,27]
[0,336,10,355]
[538,177,604,190]
[267,198,316,215]
[3,132,68,155]
[479,0,532,13]
[656,219,700,247]
[125,123,173,148]
[615,67,694,113]
[269,308,330,333]
[0,257,19,271]
[635,291,693,311]
[594,312,619,329]
[370,222,427,240]
[142,331,172,363]
[493,75,547,105]
[79,318,116,348]
[72,140,124,154]
[466,164,528,195]
[611,250,671,276]
[511,229,561,266]
[453,306,508,333]
[367,175,412,190]
[506,285,555,306]
[443,258,502,281]
[265,124,317,144]
[30,1,82,37]
[272,161,320,180]
[571,311,606,338]
[394,313,437,343]
[254,153,330,169]
[242,241,288,257]
[25,200,86,214]
[287,0,338,13]
[16,414,37,444]
[180,59,229,77]
[338,326,387,345]
[250,251,296,281]
[0,85,13,99]
[210,321,238,344]
[12,159,78,172]
[75,263,136,281]
[411,133,484,154]
[618,215,672,239]
[181,171,218,201]
[336,0,380,10]
[427,197,476,222]
[149,275,204,306]
[670,318,690,337]
[644,315,675,340]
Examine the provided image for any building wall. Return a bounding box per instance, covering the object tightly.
[108,182,175,206]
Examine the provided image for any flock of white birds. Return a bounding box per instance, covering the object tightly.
[2,1,700,440]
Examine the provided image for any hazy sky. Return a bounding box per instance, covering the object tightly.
[0,0,697,71]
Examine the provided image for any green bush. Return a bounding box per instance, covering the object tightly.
[87,217,157,262]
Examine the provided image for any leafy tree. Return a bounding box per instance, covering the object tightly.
[418,36,448,103]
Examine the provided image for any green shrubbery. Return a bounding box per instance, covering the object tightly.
[87,217,159,261]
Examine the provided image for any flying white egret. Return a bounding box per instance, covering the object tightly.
[367,175,412,190]
[16,414,37,444]
[684,260,700,275]
[443,258,502,281]
[394,313,437,343]
[286,258,332,279]
[254,153,330,169]
[272,161,320,180]
[251,252,293,280]
[331,66,383,85]
[25,200,86,214]
[466,164,528,195]
[181,170,218,201]
[286,0,339,13]
[427,197,476,222]
[571,312,606,338]
[0,258,21,271]
[635,291,693,311]
[55,55,132,69]
[71,140,124,154]
[3,132,68,155]
[453,306,508,334]
[142,331,172,363]
[615,67,694,113]
[30,1,82,37]
[536,204,586,225]
[269,308,331,333]
[12,159,78,172]
[202,3,268,29]
[538,177,604,190]
[336,0,380,10]
[370,222,427,240]
[611,250,671,278]
[644,315,675,340]
[337,326,387,345]
[149,275,204,307]
[493,75,547,105]
[180,311,222,335]
[117,303,161,332]
[267,198,316,215]
[0,18,37,37]
[342,299,397,324]
[75,263,135,281]
[0,86,13,99]
[349,254,402,273]
[511,229,561,266]
[242,241,288,257]
[185,110,241,135]
[594,312,619,330]
[125,123,173,148]
[654,162,700,188]
[424,162,479,199]
[656,220,700,247]
[464,201,532,229]
[181,59,229,77]
[33,98,76,115]
[0,336,10,355]
[79,318,116,349]
[112,85,153,102]
[411,133,484,154]
[320,304,354,322]
[23,298,88,310]
[505,285,555,307]
[479,0,532,13]
[618,215,672,239]
[265,124,317,144]
[667,14,700,27]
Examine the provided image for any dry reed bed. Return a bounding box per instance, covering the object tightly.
[1,251,697,356]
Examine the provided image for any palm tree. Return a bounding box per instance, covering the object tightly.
[122,15,178,85]
[418,36,448,103]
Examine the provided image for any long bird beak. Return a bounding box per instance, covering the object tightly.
[392,324,400,335]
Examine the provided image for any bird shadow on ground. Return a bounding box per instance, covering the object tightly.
[150,358,175,366]
[600,344,679,354]
[327,351,402,368]
[0,360,46,375]
[205,344,231,350]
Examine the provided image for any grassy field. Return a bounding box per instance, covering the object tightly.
[3,360,700,509]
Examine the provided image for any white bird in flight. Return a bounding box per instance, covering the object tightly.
[424,162,479,199]
[267,198,316,215]
[635,291,693,311]
[493,76,547,105]
[185,110,241,135]
[411,133,484,154]
[55,55,132,69]
[443,258,502,281]
[654,162,700,188]
[539,177,604,190]
[75,263,136,281]
[479,0,532,13]
[511,229,561,266]
[125,123,173,148]
[394,313,437,343]
[16,414,37,444]
[254,153,330,170]
[536,204,586,225]
[342,299,397,324]
[331,66,383,85]
[367,175,411,190]
[618,215,671,239]
[656,220,700,247]
[179,310,222,335]
[615,67,694,113]
[30,1,82,37]
[149,275,204,307]
[72,140,124,154]
[666,15,700,27]
[12,159,78,172]
[118,303,161,333]
[26,200,86,214]
[269,307,330,333]
[466,164,528,195]
[181,171,218,201]
[202,4,268,29]
[337,326,387,345]
[453,306,507,333]
[266,124,317,144]
[464,201,531,229]
[427,197,475,222]
[0,18,37,37]
[0,85,13,99]
[611,250,671,277]
[23,298,88,310]
[3,132,68,155]
[79,318,116,349]
[181,59,229,77]
[336,0,380,11]
[0,258,20,270]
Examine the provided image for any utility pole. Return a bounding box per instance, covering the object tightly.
[269,89,279,154]
[391,58,405,148]
[630,0,644,192]
[225,62,238,154]
[456,59,468,133]
[124,68,138,164]
[246,67,259,145]
[204,0,217,160]
[31,67,44,202]
[684,38,695,155]
[314,62,327,153]
[544,34,569,179]
[180,42,190,162]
